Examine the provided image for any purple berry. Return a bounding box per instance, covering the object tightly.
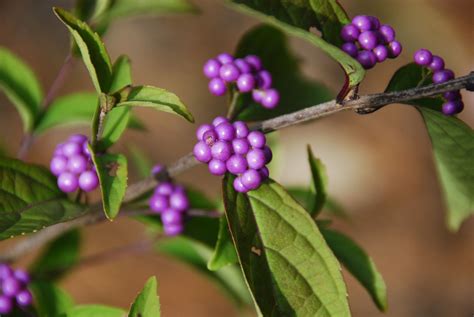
[373,45,388,62]
[57,172,79,193]
[432,69,454,84]
[67,154,88,174]
[443,90,461,101]
[211,140,232,161]
[193,141,212,163]
[2,277,20,297]
[155,182,174,196]
[169,192,189,212]
[78,170,99,192]
[378,24,395,43]
[357,50,377,69]
[428,55,445,72]
[233,176,248,193]
[340,24,360,42]
[262,145,273,164]
[232,138,250,155]
[203,59,221,78]
[208,159,227,176]
[149,194,168,213]
[442,101,460,116]
[258,166,269,179]
[233,121,249,138]
[236,74,256,93]
[53,144,64,156]
[358,31,378,50]
[387,41,402,58]
[241,169,262,190]
[0,296,12,314]
[257,70,272,89]
[208,78,227,96]
[234,58,251,73]
[0,264,13,279]
[252,90,264,103]
[82,141,91,157]
[13,270,30,285]
[164,223,184,236]
[217,53,233,65]
[413,49,433,66]
[226,155,248,175]
[69,134,88,144]
[212,116,228,127]
[202,129,218,146]
[341,42,358,57]
[246,148,266,170]
[62,141,82,157]
[215,122,235,141]
[245,55,262,71]
[261,89,280,109]
[50,155,68,176]
[247,131,266,148]
[368,16,380,29]
[219,63,240,82]
[196,124,213,141]
[161,209,182,226]
[15,290,33,307]
[151,164,164,176]
[352,15,372,31]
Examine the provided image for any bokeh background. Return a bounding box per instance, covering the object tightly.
[0,0,473,316]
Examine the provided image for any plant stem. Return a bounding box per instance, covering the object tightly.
[226,90,240,120]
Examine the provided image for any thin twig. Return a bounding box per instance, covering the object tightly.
[2,72,473,263]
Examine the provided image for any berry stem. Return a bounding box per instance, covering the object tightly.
[226,90,241,120]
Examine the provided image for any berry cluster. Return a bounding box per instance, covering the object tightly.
[149,165,189,236]
[0,264,32,315]
[193,117,272,193]
[413,48,464,116]
[340,15,402,69]
[50,134,99,193]
[203,53,280,109]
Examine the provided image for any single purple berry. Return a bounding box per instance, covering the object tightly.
[0,264,13,279]
[341,42,358,57]
[258,166,270,179]
[196,124,213,141]
[232,138,250,155]
[442,101,460,116]
[161,209,182,226]
[357,50,377,69]
[0,296,12,314]
[261,89,280,109]
[211,140,232,161]
[443,90,461,101]
[246,148,266,170]
[151,164,164,176]
[50,155,68,176]
[16,290,33,307]
[358,31,378,50]
[247,131,266,148]
[233,121,249,138]
[202,129,218,146]
[217,53,234,65]
[456,100,464,113]
[245,55,262,71]
[203,58,221,78]
[257,70,272,89]
[215,122,235,141]
[67,154,88,174]
[149,194,168,213]
[169,191,189,212]
[428,55,445,72]
[219,63,240,82]
[340,24,360,42]
[236,73,256,93]
[2,277,21,297]
[164,223,184,236]
[212,116,228,127]
[78,170,99,192]
[241,169,262,190]
[57,172,79,193]
[373,45,388,62]
[226,154,248,175]
[413,49,433,66]
[352,15,372,31]
[208,78,227,96]
[432,69,454,84]
[69,134,88,144]
[62,141,82,157]
[208,159,227,176]
[155,182,174,196]
[262,145,273,164]
[13,270,30,285]
[252,90,264,103]
[234,58,251,74]
[82,141,91,157]
[193,141,212,163]
[233,176,248,193]
[378,24,395,43]
[53,144,64,156]
[387,41,402,58]
[368,16,380,29]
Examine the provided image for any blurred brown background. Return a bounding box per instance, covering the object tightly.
[0,0,473,316]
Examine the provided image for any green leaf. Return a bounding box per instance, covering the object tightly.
[30,281,75,317]
[208,216,238,271]
[63,305,126,317]
[75,0,112,22]
[228,2,364,90]
[35,93,98,134]
[234,24,333,121]
[89,149,128,219]
[128,115,147,131]
[116,85,194,122]
[30,229,81,281]
[54,7,113,94]
[0,47,43,132]
[129,276,160,317]
[321,228,387,311]
[307,145,328,216]
[223,175,350,316]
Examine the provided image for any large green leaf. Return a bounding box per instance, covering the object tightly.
[223,175,350,316]
[30,229,81,281]
[54,7,113,94]
[0,47,43,132]
[321,228,387,311]
[128,276,160,317]
[208,216,238,271]
[63,305,126,317]
[228,1,364,90]
[30,281,75,317]
[89,149,128,219]
[386,63,473,230]
[116,85,194,122]
[234,24,333,121]
[307,145,328,216]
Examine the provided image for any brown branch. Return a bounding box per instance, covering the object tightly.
[2,72,473,263]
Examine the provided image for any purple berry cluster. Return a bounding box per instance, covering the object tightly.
[193,117,272,193]
[0,264,32,314]
[149,165,189,236]
[340,15,402,69]
[203,53,280,109]
[413,49,464,116]
[50,134,99,193]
